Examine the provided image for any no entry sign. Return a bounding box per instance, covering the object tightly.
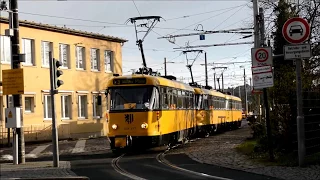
[282,17,310,44]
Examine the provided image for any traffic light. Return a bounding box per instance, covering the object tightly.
[53,59,64,89]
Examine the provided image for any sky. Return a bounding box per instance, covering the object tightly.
[1,0,256,89]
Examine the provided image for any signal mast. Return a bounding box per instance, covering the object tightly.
[127,16,162,75]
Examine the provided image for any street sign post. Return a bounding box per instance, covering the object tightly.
[282,17,311,167]
[282,17,310,44]
[284,44,311,60]
[251,47,273,67]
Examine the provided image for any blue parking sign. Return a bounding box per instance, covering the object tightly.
[200,34,205,40]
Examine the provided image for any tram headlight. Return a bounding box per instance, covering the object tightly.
[141,122,148,129]
[112,124,118,129]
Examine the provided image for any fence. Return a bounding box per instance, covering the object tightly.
[0,123,72,146]
[291,89,320,156]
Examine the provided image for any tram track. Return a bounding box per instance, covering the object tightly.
[111,153,147,180]
[156,148,233,180]
[110,139,233,180]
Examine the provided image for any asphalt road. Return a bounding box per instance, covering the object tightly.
[70,151,281,180]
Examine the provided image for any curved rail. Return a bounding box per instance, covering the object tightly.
[111,154,147,180]
[156,151,233,180]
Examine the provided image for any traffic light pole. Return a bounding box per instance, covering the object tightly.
[49,51,60,167]
[10,0,25,164]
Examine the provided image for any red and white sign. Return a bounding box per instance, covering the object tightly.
[252,65,272,74]
[252,89,263,94]
[282,17,310,44]
[251,47,273,67]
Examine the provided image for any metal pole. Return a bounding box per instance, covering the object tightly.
[244,68,248,115]
[259,7,274,161]
[164,57,167,76]
[204,52,208,87]
[253,0,259,48]
[221,73,224,92]
[12,128,18,165]
[296,58,305,167]
[6,95,10,147]
[214,73,216,90]
[9,0,25,164]
[49,52,59,167]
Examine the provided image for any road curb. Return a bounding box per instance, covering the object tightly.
[1,177,90,180]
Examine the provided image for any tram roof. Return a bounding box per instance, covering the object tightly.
[194,88,226,98]
[106,74,195,91]
[226,94,241,101]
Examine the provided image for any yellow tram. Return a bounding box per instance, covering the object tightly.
[194,86,242,137]
[105,74,197,152]
[105,74,243,153]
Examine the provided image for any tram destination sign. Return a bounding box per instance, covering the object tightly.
[113,78,147,85]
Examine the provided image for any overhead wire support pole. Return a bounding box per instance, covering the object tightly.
[164,57,167,76]
[257,5,274,161]
[9,0,25,164]
[212,67,227,92]
[204,52,208,87]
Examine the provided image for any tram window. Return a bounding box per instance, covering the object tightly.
[228,100,232,110]
[167,87,172,109]
[172,89,178,108]
[208,95,213,107]
[181,90,186,109]
[185,91,189,109]
[160,87,169,109]
[190,93,194,109]
[153,87,160,110]
[178,90,183,109]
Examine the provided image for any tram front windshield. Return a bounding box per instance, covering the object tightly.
[109,86,153,110]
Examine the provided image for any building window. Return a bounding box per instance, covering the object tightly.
[76,46,85,69]
[24,96,35,113]
[61,95,71,119]
[21,38,34,65]
[104,50,113,72]
[78,95,87,119]
[93,94,102,118]
[59,43,70,68]
[41,41,53,67]
[43,95,52,119]
[90,48,99,71]
[0,35,11,63]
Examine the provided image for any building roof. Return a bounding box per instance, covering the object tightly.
[0,17,128,43]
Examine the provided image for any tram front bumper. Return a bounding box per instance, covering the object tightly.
[114,136,127,148]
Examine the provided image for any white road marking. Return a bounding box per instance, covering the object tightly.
[1,154,13,160]
[25,144,50,158]
[72,140,86,153]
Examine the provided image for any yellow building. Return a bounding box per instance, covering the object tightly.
[0,17,127,145]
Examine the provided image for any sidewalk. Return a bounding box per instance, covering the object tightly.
[0,161,89,180]
[168,122,320,180]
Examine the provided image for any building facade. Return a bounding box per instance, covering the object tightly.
[0,17,127,145]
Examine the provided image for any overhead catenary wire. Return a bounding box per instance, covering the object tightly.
[11,3,253,87]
